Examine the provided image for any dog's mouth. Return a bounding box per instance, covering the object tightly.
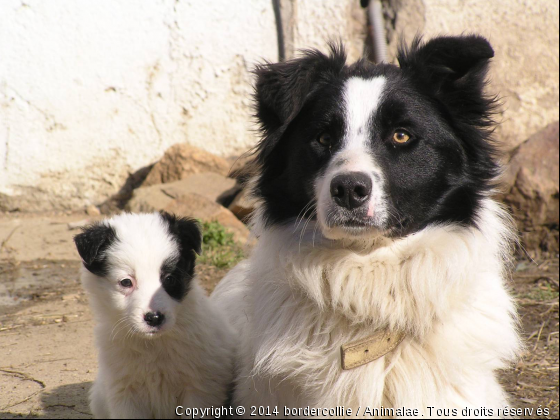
[139,321,169,338]
[338,220,378,235]
[141,327,166,339]
[112,324,167,340]
[324,216,385,238]
[342,219,374,228]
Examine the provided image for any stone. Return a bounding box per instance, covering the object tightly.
[127,172,237,213]
[164,193,250,244]
[126,173,249,243]
[227,154,258,183]
[228,188,256,223]
[225,156,258,222]
[0,191,48,213]
[502,121,559,255]
[68,220,92,231]
[85,205,101,216]
[142,143,231,187]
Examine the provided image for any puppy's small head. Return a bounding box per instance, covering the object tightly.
[74,212,201,338]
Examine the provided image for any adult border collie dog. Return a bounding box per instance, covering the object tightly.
[212,35,521,416]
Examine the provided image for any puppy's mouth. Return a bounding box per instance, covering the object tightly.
[141,327,167,339]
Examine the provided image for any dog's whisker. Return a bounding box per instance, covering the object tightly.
[311,211,321,248]
[110,316,130,341]
[297,204,317,251]
[294,200,316,232]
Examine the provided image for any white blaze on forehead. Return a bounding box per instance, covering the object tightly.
[314,76,390,239]
[343,76,386,150]
[108,213,179,281]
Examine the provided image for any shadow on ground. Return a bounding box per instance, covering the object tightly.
[0,382,92,419]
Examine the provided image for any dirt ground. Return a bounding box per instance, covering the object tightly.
[0,213,558,419]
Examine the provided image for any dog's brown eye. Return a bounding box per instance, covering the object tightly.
[393,130,411,144]
[119,279,133,288]
[317,132,332,147]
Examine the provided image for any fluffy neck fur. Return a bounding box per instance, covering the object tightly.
[229,198,520,411]
[252,199,515,335]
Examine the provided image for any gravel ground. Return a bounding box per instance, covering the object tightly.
[0,213,557,419]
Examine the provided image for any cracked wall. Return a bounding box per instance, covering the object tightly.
[383,0,559,153]
[0,0,279,211]
[1,0,557,211]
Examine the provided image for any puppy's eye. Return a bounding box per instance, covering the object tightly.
[392,129,412,144]
[317,132,333,147]
[165,275,177,284]
[119,279,133,288]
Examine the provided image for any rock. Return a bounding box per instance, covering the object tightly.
[127,172,237,213]
[225,156,258,222]
[68,220,92,231]
[142,143,231,187]
[229,188,257,222]
[164,193,250,244]
[126,173,249,243]
[227,154,258,184]
[502,121,559,255]
[85,205,101,216]
[0,191,48,213]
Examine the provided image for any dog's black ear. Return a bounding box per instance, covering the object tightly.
[254,44,347,161]
[160,212,202,257]
[74,223,116,276]
[398,35,495,122]
[398,35,494,87]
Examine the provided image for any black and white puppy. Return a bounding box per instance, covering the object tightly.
[212,35,521,415]
[75,212,233,419]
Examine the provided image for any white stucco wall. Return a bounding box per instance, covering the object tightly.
[0,0,278,210]
[281,0,367,63]
[386,0,559,152]
[1,0,558,211]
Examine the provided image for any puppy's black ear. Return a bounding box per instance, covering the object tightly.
[160,212,202,257]
[74,223,116,276]
[254,44,347,161]
[398,35,496,124]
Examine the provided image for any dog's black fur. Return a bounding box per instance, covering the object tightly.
[253,35,499,236]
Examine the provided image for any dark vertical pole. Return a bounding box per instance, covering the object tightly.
[272,0,286,61]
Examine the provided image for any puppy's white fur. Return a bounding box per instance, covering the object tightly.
[212,199,521,417]
[81,213,234,419]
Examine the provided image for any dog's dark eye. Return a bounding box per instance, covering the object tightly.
[317,132,333,147]
[392,129,412,145]
[119,278,133,288]
[165,275,177,284]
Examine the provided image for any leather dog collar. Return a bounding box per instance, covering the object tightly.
[341,329,406,370]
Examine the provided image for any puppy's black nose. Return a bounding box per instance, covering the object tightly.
[144,312,165,328]
[330,172,372,210]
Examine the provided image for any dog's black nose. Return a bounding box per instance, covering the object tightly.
[330,173,372,210]
[144,311,165,328]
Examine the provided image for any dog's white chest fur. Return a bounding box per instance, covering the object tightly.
[212,200,521,417]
